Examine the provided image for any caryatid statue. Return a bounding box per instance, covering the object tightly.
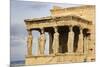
[38,28,46,55]
[52,27,59,54]
[27,30,33,56]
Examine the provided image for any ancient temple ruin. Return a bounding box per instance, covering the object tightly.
[24,5,95,65]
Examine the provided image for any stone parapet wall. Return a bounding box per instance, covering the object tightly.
[50,5,95,22]
[25,53,95,65]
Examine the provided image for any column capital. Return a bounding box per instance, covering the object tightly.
[27,30,32,35]
[53,26,58,33]
[41,28,44,33]
[69,25,73,32]
[69,25,73,27]
[80,28,83,34]
[79,26,83,30]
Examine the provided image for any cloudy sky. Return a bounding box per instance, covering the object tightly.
[10,0,81,62]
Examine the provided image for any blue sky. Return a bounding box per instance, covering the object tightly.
[10,0,80,62]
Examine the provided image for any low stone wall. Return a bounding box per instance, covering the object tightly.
[25,53,95,65]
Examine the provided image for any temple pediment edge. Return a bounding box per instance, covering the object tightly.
[24,15,92,25]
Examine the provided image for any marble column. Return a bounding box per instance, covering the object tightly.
[67,26,74,53]
[38,28,46,55]
[77,28,83,53]
[52,27,59,54]
[27,30,33,56]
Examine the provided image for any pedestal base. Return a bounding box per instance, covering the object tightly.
[25,53,95,65]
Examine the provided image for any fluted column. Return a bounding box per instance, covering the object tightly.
[27,30,33,57]
[77,28,83,53]
[67,26,74,53]
[52,27,59,54]
[38,28,46,55]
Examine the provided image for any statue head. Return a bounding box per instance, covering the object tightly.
[41,28,44,34]
[54,27,58,33]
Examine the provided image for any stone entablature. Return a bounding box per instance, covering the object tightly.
[24,15,92,30]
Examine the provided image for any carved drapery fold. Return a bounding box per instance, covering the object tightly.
[52,27,59,54]
[27,30,33,56]
[67,26,74,53]
[38,28,46,55]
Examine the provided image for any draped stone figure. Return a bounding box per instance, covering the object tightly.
[27,30,33,56]
[77,29,83,53]
[38,29,46,55]
[52,27,59,54]
[67,26,74,53]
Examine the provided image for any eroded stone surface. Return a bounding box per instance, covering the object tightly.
[24,5,95,65]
